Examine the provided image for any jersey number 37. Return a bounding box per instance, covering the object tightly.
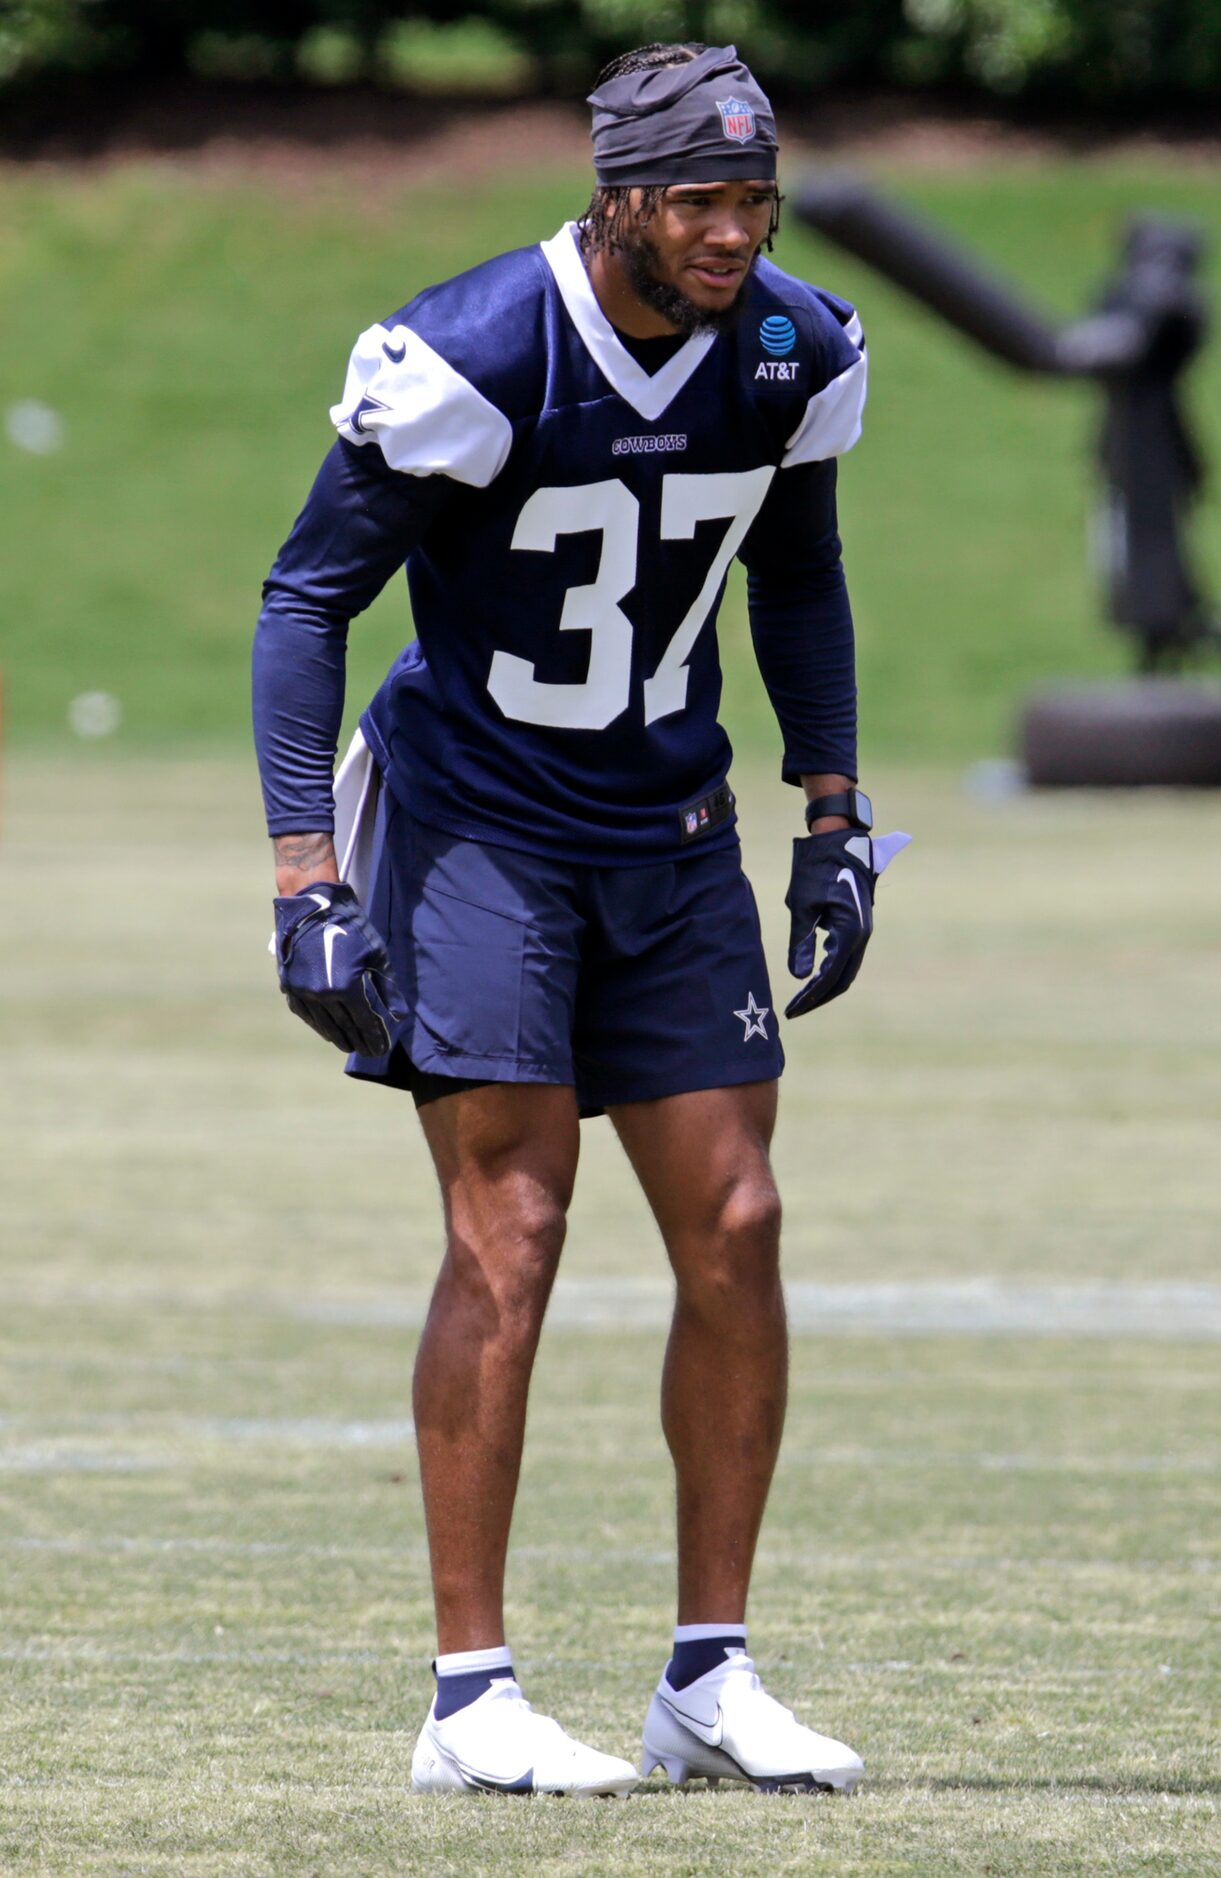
[488,467,774,731]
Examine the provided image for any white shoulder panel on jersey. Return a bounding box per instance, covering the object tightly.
[330,323,513,486]
[781,342,868,467]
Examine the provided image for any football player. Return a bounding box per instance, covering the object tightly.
[255,41,905,1797]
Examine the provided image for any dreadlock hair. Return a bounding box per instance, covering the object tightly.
[577,42,783,258]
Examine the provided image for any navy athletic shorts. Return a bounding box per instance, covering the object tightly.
[345,797,784,1115]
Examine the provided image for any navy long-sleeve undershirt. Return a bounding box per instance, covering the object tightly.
[740,456,857,786]
[252,441,857,834]
[253,441,449,833]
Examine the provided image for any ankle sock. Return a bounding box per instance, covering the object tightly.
[665,1621,748,1691]
[433,1644,515,1720]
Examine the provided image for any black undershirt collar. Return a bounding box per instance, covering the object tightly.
[613,327,689,375]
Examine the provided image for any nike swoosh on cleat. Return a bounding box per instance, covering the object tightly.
[656,1691,725,1748]
[457,1763,534,1793]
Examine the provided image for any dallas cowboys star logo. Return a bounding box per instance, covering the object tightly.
[733,992,770,1041]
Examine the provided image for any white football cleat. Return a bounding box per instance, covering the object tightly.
[641,1651,864,1795]
[411,1677,638,1798]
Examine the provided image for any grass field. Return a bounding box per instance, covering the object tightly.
[2,157,1220,767]
[2,750,1218,1874]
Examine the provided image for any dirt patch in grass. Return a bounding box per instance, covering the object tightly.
[0,85,588,192]
[3,81,1219,188]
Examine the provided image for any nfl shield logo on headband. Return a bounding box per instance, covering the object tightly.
[717,97,756,144]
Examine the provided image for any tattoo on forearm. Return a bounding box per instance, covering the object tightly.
[273,832,335,875]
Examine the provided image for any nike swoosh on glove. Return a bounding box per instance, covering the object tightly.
[273,882,407,1056]
[785,830,911,1018]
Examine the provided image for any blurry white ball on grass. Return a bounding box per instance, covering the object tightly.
[6,400,65,455]
[69,692,122,738]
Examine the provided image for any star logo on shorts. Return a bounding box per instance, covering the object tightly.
[733,992,770,1041]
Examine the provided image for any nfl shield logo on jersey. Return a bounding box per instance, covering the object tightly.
[717,97,756,144]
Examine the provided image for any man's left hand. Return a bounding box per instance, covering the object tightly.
[785,829,911,1018]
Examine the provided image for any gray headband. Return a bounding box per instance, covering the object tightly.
[588,45,778,186]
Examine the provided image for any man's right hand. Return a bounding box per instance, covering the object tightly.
[273,880,406,1056]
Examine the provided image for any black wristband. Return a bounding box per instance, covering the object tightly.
[804,788,872,831]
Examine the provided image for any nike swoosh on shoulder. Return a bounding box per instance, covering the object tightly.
[657,1691,724,1748]
[381,336,408,363]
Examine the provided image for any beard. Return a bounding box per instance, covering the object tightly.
[617,227,752,336]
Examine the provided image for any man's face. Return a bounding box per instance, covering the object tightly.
[617,180,778,334]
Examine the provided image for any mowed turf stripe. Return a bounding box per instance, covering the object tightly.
[2,1537,1215,1575]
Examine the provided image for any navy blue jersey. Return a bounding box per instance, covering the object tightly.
[254,222,866,863]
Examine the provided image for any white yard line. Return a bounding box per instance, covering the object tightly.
[1,1536,420,1558]
[1,1429,1213,1477]
[0,1452,162,1474]
[178,1416,416,1444]
[296,1278,1221,1339]
[0,1417,416,1471]
[4,1278,1220,1337]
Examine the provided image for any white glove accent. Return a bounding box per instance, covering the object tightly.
[846,830,912,875]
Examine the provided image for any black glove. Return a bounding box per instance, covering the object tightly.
[785,829,911,1018]
[273,881,406,1056]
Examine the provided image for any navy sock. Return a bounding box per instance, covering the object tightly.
[666,1625,747,1691]
[433,1645,514,1720]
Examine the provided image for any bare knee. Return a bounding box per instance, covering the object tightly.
[422,1085,579,1339]
[443,1174,568,1337]
[672,1176,783,1321]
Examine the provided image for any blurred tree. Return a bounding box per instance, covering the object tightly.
[1,0,1218,104]
[895,0,1221,100]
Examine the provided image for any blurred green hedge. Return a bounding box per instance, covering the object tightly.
[2,1,1219,107]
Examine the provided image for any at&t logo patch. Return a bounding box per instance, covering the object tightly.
[759,316,796,356]
[746,309,805,389]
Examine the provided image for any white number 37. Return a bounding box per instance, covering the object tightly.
[487,467,774,731]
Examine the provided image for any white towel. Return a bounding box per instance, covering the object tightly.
[332,726,382,906]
